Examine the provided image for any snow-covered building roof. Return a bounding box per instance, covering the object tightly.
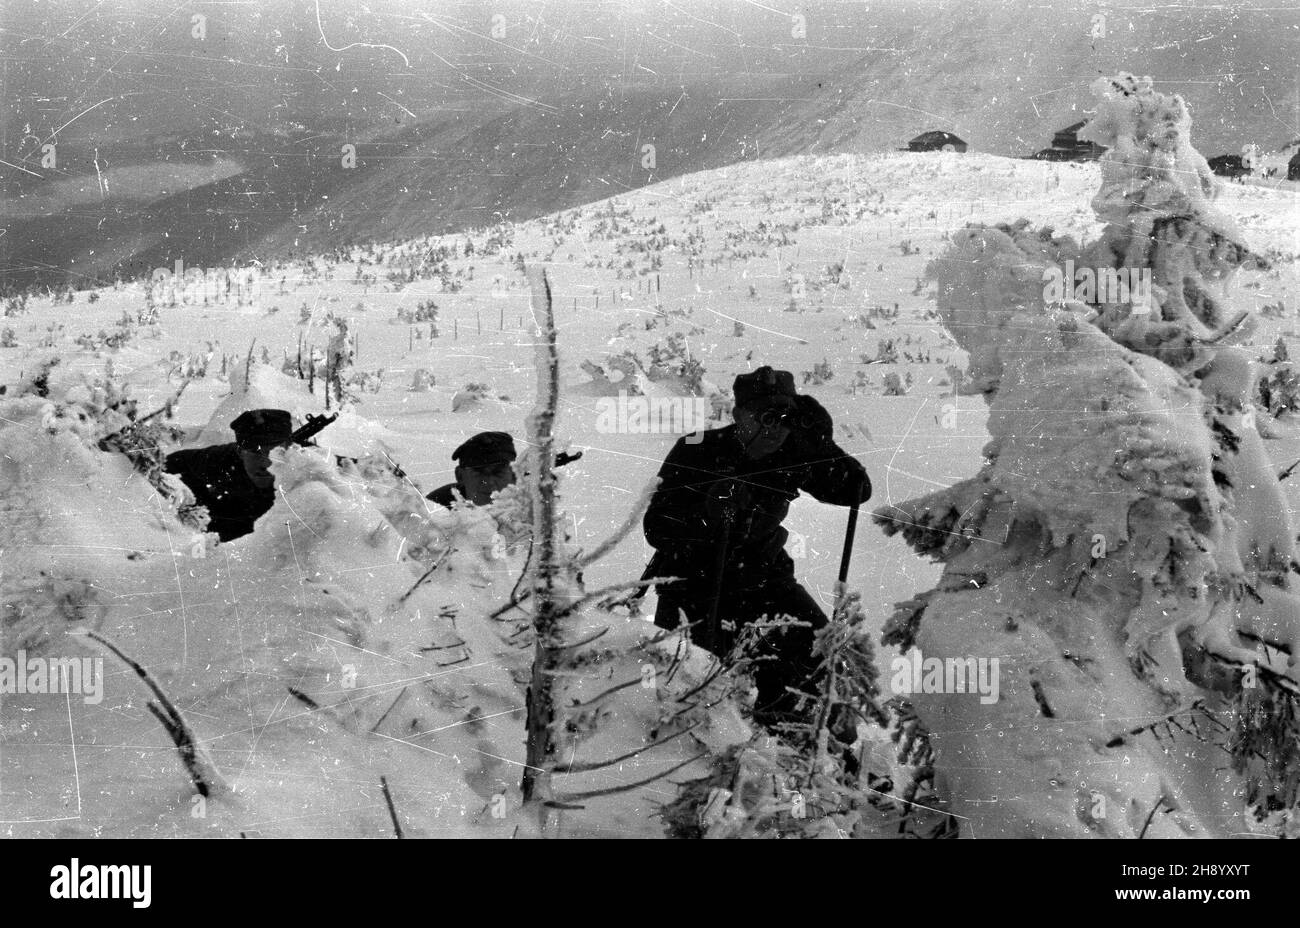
[905,131,967,152]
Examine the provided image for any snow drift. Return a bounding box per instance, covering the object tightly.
[0,365,745,837]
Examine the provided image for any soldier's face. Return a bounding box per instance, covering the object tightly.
[238,445,276,488]
[457,461,515,505]
[734,405,791,459]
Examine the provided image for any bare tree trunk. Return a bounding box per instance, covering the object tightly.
[520,266,572,811]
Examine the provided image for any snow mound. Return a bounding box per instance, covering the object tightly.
[1,380,746,836]
[187,360,400,458]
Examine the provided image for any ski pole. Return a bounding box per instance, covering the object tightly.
[705,483,738,650]
[838,474,863,585]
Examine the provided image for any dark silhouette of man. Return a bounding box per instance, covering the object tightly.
[165,409,293,541]
[642,366,871,724]
[426,431,517,508]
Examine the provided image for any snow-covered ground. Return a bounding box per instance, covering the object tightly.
[2,149,1296,837]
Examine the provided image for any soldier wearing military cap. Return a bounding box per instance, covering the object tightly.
[165,409,294,541]
[426,431,518,508]
[641,366,871,726]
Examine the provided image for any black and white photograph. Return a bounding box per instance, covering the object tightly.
[0,0,1297,878]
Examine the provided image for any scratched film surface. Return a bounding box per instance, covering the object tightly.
[1,0,1298,840]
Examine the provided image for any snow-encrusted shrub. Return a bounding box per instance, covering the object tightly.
[661,592,937,840]
[396,300,439,332]
[409,368,434,392]
[75,314,137,352]
[587,328,711,397]
[451,382,492,412]
[873,73,1297,838]
[413,300,438,326]
[325,313,356,406]
[347,368,384,395]
[0,376,195,654]
[1258,364,1300,419]
[882,372,906,396]
[170,343,215,379]
[4,574,109,654]
[823,261,851,289]
[802,359,834,386]
[645,332,706,394]
[579,351,644,396]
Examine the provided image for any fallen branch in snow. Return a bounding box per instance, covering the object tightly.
[564,676,642,710]
[287,687,320,709]
[1103,700,1217,748]
[551,753,708,804]
[486,534,543,621]
[72,629,227,798]
[1137,795,1170,839]
[370,686,411,733]
[556,723,701,774]
[380,776,404,838]
[244,338,256,390]
[396,546,454,606]
[554,627,609,652]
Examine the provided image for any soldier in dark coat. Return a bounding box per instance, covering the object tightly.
[426,431,518,508]
[642,366,870,723]
[165,409,293,542]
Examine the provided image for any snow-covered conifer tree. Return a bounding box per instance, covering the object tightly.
[874,74,1297,837]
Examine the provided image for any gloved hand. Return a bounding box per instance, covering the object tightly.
[783,394,834,460]
[795,394,833,442]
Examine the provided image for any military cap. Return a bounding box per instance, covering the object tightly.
[453,431,517,469]
[733,366,798,411]
[231,409,293,448]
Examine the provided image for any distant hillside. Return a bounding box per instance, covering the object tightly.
[777,0,1300,159]
[2,0,1294,291]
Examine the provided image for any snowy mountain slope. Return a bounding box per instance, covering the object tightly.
[5,1,1294,294]
[1,146,1296,837]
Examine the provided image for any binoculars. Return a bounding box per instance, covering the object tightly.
[756,407,815,430]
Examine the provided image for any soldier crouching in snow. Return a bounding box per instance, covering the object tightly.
[426,430,584,508]
[642,366,870,726]
[165,409,293,542]
[425,431,519,508]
